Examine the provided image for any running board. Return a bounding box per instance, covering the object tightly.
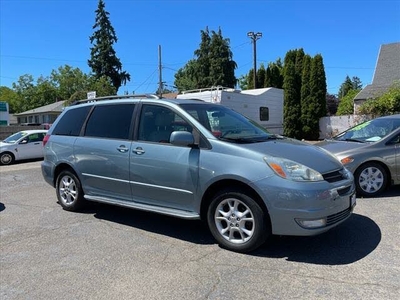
[84,195,201,220]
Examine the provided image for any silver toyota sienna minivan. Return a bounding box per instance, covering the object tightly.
[42,95,356,253]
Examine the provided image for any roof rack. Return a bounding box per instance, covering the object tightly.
[70,94,160,106]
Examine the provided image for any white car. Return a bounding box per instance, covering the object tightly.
[0,130,48,165]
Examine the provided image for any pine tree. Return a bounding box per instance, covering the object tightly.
[88,0,130,92]
[307,54,327,139]
[209,28,237,87]
[257,64,266,88]
[300,55,313,139]
[265,59,283,88]
[174,27,237,91]
[283,60,301,138]
[283,50,303,138]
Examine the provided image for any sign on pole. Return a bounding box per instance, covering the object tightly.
[87,91,96,99]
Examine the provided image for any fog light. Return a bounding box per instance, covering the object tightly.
[296,218,327,229]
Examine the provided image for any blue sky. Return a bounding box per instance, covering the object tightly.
[1,0,399,96]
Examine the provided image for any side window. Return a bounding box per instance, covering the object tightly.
[27,133,43,143]
[138,105,190,143]
[85,104,135,140]
[260,107,269,121]
[53,106,91,136]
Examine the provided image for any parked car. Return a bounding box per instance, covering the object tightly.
[317,114,400,197]
[41,95,355,253]
[0,130,48,165]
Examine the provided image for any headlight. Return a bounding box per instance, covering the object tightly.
[264,157,324,182]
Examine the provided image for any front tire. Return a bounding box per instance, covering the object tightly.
[56,170,84,211]
[355,162,388,197]
[1,152,15,165]
[207,189,269,253]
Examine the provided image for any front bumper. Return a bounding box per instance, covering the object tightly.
[251,174,356,236]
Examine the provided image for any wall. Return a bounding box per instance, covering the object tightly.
[319,114,371,139]
[0,126,47,140]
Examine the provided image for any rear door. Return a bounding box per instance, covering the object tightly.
[74,103,136,201]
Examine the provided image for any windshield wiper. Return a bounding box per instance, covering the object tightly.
[343,138,365,143]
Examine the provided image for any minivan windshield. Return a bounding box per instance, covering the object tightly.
[334,117,400,142]
[2,131,27,144]
[180,103,278,143]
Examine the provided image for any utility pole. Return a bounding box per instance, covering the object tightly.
[247,31,262,89]
[158,45,163,98]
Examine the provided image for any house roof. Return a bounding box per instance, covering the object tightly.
[15,100,66,116]
[355,42,400,101]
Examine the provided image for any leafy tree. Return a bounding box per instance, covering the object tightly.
[326,93,339,115]
[88,0,130,92]
[0,86,22,113]
[238,74,249,90]
[359,83,400,117]
[11,74,37,112]
[337,89,359,115]
[174,27,237,92]
[174,60,198,92]
[50,65,89,100]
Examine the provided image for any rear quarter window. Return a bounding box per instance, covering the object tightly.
[84,104,135,140]
[52,106,91,136]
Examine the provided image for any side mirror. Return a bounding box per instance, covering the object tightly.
[19,139,28,144]
[170,131,195,147]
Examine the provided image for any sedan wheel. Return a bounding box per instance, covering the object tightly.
[56,170,84,211]
[207,189,269,253]
[355,163,387,197]
[0,152,14,165]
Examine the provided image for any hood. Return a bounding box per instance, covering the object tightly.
[316,140,368,156]
[0,141,14,148]
[239,138,343,174]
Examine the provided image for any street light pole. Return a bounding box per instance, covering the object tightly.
[247,31,262,89]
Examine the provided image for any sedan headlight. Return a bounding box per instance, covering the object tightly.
[264,157,324,182]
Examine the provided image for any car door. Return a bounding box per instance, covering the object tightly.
[16,132,45,160]
[129,104,199,211]
[394,133,400,181]
[74,103,135,201]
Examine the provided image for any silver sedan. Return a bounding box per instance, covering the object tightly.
[317,114,400,197]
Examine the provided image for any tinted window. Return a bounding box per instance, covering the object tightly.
[260,107,269,121]
[53,106,91,136]
[138,105,181,143]
[85,104,135,140]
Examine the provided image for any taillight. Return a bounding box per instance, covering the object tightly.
[43,134,50,146]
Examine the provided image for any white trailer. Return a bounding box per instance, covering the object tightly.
[177,86,284,134]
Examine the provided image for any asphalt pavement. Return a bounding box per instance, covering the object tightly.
[1,161,399,300]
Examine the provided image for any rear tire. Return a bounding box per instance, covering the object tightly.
[207,189,269,253]
[56,170,84,211]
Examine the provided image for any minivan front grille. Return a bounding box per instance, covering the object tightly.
[323,169,346,183]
